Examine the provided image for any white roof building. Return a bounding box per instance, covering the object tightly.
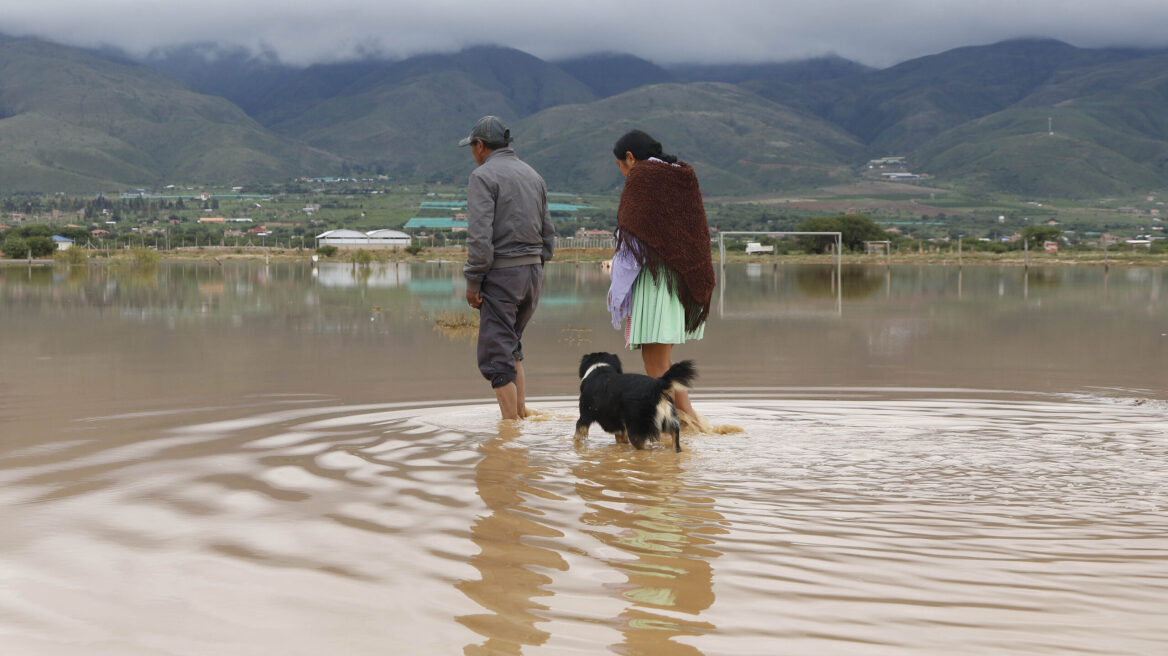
[365,229,411,244]
[316,229,411,249]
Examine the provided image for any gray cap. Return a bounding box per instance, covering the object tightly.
[458,115,512,147]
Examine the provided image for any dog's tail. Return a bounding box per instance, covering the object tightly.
[659,360,697,393]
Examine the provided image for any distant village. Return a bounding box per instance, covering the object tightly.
[0,187,610,256]
[2,174,1164,258]
[864,156,928,181]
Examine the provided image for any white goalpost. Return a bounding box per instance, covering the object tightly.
[715,231,844,316]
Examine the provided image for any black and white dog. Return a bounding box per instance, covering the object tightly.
[573,352,697,452]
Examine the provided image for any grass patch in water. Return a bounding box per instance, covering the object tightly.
[431,311,479,341]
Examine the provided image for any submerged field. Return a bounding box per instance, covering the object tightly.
[2,261,1165,654]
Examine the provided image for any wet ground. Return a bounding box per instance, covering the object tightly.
[1,262,1165,654]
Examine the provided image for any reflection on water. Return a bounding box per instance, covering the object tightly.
[432,310,481,342]
[458,421,566,654]
[568,442,724,655]
[314,261,411,288]
[1,262,1166,654]
[793,264,886,299]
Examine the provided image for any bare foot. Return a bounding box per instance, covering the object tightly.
[680,411,712,433]
[496,419,522,439]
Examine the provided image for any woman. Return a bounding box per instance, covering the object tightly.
[607,130,715,428]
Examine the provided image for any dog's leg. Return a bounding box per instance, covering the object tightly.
[673,426,682,452]
[573,419,590,440]
[627,431,649,449]
[574,400,594,440]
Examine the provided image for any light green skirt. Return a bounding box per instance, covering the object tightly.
[627,269,705,349]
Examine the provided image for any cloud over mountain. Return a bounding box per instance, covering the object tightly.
[3,1,1168,67]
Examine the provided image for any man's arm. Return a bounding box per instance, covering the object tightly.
[463,172,495,294]
[540,188,555,263]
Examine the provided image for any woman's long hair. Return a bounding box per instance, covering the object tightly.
[612,130,677,164]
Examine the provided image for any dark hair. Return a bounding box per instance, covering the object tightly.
[612,130,677,164]
[478,138,509,150]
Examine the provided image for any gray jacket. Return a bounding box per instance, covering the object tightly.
[463,148,555,292]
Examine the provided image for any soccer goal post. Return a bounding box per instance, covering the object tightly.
[715,231,844,316]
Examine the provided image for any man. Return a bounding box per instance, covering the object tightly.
[460,115,555,420]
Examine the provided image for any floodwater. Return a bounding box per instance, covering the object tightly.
[1,260,1165,655]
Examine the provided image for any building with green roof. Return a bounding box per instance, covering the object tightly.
[403,218,469,230]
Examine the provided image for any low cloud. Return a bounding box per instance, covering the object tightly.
[3,0,1167,67]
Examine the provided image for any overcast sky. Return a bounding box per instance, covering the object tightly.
[3,0,1167,67]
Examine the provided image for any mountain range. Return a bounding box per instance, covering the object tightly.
[1,33,1166,198]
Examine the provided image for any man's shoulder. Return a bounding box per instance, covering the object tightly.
[471,151,511,180]
[507,154,545,183]
[514,156,543,178]
[484,151,544,182]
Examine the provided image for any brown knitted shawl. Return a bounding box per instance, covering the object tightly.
[615,159,715,332]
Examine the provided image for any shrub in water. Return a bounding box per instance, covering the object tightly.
[131,247,160,266]
[2,235,28,259]
[25,236,55,258]
[54,247,88,265]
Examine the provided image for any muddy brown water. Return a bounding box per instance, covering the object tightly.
[1,261,1166,655]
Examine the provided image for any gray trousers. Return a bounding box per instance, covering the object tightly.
[477,264,543,388]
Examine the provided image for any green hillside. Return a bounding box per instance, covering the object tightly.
[915,54,1168,197]
[0,37,338,192]
[272,71,518,176]
[751,39,1141,153]
[263,46,601,178]
[358,46,596,116]
[556,54,677,97]
[1019,53,1168,158]
[5,34,1168,198]
[672,56,872,84]
[510,82,866,194]
[918,116,1163,197]
[143,43,376,124]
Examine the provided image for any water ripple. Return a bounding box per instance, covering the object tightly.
[0,388,1165,655]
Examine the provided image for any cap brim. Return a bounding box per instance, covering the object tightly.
[458,136,473,147]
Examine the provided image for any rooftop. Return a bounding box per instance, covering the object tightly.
[404,218,469,229]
